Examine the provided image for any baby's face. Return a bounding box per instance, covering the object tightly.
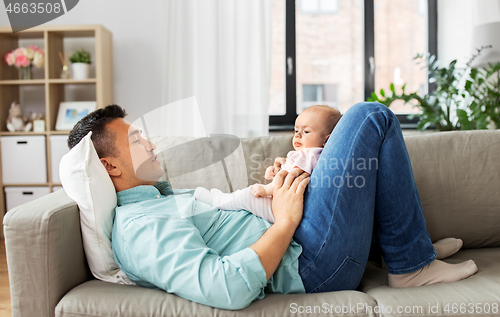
[293,110,328,151]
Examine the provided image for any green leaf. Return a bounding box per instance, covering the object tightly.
[380,89,386,97]
[390,83,395,94]
[69,48,92,64]
[456,109,473,130]
[465,80,473,91]
[470,68,478,79]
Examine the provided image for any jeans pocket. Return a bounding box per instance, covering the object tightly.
[309,256,363,293]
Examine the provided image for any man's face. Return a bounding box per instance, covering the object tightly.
[106,118,164,187]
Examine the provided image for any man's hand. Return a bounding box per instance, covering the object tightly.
[249,168,310,281]
[264,157,286,180]
[271,168,310,227]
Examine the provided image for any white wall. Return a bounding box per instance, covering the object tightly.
[438,0,500,66]
[0,0,166,122]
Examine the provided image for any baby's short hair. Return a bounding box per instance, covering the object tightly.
[303,105,342,134]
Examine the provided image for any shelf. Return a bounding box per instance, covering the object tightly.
[1,183,63,187]
[0,131,72,136]
[2,183,49,187]
[0,24,113,238]
[0,79,97,85]
[49,131,71,135]
[0,80,45,85]
[0,132,47,136]
[0,30,44,39]
[49,79,96,84]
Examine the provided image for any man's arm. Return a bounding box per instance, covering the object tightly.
[249,168,310,280]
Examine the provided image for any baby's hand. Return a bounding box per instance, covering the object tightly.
[265,166,279,180]
[264,157,286,180]
[250,184,267,197]
[274,157,286,168]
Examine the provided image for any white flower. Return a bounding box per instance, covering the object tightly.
[25,47,35,60]
[33,50,44,68]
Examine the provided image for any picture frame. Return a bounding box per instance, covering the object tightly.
[55,101,97,131]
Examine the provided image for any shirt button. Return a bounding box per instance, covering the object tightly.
[156,195,161,199]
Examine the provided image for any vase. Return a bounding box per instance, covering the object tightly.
[72,63,90,80]
[19,65,32,80]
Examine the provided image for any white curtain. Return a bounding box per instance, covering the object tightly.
[160,0,272,138]
[473,0,500,25]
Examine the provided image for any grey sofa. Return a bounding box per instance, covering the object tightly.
[4,130,500,317]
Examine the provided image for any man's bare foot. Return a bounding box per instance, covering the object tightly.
[250,184,267,197]
[434,238,463,259]
[388,259,478,288]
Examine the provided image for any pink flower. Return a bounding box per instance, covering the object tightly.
[13,48,25,58]
[15,55,30,68]
[4,51,15,66]
[28,45,38,51]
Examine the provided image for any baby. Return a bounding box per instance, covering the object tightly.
[194,105,342,223]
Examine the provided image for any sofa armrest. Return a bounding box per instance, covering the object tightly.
[3,189,88,317]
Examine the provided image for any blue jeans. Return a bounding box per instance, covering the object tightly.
[295,102,437,293]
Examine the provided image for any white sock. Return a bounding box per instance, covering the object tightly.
[389,259,478,288]
[434,238,463,259]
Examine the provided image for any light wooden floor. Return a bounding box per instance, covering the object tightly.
[0,240,11,317]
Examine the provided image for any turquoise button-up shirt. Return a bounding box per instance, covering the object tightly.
[112,181,305,310]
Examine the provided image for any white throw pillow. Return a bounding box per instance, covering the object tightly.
[59,132,135,285]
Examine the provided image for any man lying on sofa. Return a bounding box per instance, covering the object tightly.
[67,104,478,310]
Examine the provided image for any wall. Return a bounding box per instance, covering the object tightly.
[438,0,500,66]
[0,0,166,122]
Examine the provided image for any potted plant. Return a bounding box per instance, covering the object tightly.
[369,47,500,131]
[69,48,92,80]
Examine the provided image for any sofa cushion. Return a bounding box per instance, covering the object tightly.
[56,279,379,317]
[359,248,500,317]
[404,130,500,248]
[150,134,294,191]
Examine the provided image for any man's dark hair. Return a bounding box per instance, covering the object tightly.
[67,104,127,158]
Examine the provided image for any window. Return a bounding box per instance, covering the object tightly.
[269,0,437,130]
[300,0,339,14]
[301,84,338,110]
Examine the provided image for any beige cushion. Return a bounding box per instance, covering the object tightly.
[359,248,500,317]
[404,130,500,248]
[150,134,294,191]
[56,279,378,317]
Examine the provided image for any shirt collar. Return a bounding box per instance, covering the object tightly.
[116,181,174,206]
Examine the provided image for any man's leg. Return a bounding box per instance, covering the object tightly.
[295,102,476,293]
